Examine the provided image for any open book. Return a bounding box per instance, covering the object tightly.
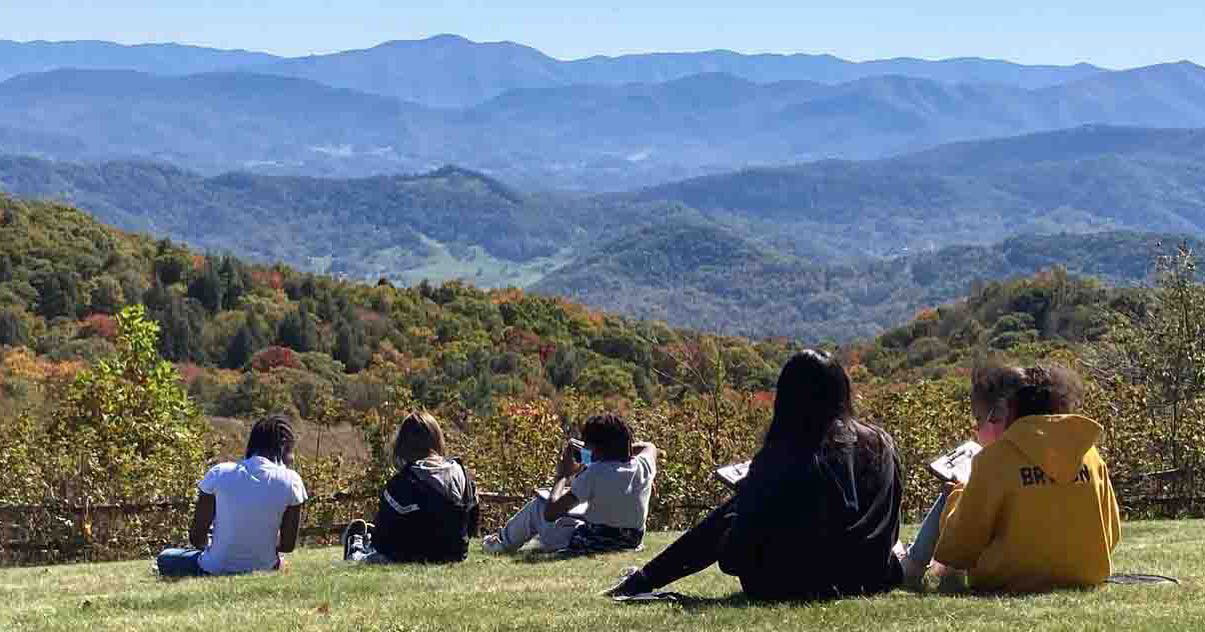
[715,440,983,490]
[927,440,982,484]
[714,461,751,491]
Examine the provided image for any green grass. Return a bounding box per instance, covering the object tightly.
[2,521,1202,631]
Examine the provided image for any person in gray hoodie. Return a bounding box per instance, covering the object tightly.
[342,411,479,563]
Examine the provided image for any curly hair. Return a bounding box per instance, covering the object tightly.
[581,413,633,462]
[972,360,1084,421]
[1014,364,1084,417]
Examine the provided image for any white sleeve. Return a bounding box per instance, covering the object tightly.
[638,452,657,479]
[287,470,308,506]
[198,464,225,495]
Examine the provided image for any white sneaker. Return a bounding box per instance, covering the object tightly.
[342,519,369,561]
[481,533,508,554]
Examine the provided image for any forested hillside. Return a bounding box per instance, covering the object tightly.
[0,159,671,285]
[535,222,1192,340]
[0,195,793,425]
[3,125,1205,340]
[630,125,1205,260]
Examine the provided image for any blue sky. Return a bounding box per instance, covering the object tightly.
[2,1,1202,68]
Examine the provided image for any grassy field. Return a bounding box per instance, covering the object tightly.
[1,521,1201,631]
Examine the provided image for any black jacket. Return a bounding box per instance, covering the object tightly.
[718,419,904,600]
[371,458,480,563]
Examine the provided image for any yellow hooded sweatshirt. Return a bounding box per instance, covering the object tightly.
[934,414,1121,593]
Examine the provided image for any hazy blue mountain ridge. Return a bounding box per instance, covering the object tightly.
[0,39,279,79]
[250,33,1107,106]
[1,62,1203,190]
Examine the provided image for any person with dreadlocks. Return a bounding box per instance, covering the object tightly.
[482,413,658,556]
[157,413,308,577]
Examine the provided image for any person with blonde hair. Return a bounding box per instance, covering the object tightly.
[342,411,480,563]
[900,361,1121,592]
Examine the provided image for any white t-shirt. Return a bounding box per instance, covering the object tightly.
[197,456,307,575]
[570,453,656,530]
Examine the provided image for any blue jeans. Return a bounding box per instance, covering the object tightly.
[157,548,207,578]
[907,490,950,565]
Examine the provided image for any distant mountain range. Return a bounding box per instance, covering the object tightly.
[0,39,277,78]
[628,124,1205,259]
[249,34,1106,107]
[1,60,1203,190]
[3,125,1204,339]
[0,35,1106,107]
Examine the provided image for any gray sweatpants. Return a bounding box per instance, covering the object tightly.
[499,495,587,552]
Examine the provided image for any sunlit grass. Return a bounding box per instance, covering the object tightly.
[1,521,1200,631]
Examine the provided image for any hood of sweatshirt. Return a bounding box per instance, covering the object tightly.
[410,457,469,505]
[1000,414,1102,483]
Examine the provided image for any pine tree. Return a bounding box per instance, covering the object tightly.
[187,257,225,313]
[334,318,369,373]
[0,309,27,346]
[277,304,318,352]
[219,256,246,307]
[156,296,207,362]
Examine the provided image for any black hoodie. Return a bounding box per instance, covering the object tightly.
[718,418,904,600]
[371,457,480,563]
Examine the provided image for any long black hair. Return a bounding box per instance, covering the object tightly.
[245,413,297,463]
[763,350,854,451]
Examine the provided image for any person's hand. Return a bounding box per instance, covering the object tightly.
[555,442,582,479]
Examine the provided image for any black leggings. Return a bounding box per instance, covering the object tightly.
[640,496,738,590]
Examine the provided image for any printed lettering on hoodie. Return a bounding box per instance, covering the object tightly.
[1020,464,1093,486]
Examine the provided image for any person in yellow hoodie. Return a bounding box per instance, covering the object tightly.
[899,362,1121,593]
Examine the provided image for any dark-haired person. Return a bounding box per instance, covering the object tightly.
[606,350,904,601]
[157,413,308,577]
[482,413,658,556]
[341,411,480,563]
[901,363,1121,593]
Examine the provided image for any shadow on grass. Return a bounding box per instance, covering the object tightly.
[612,592,877,611]
[510,548,646,565]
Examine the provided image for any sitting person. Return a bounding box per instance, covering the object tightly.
[157,413,308,577]
[482,413,657,556]
[607,350,904,601]
[342,411,480,563]
[900,362,1121,593]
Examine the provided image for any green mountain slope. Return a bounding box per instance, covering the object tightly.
[629,125,1205,258]
[535,223,1198,341]
[4,126,1205,341]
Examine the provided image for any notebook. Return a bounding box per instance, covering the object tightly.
[714,461,751,490]
[926,440,982,484]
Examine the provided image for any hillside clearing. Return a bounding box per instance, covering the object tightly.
[1,521,1201,631]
